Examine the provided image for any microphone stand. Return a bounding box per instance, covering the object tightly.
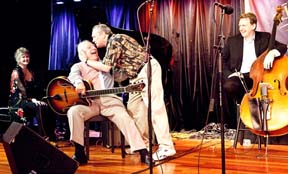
[212,8,226,174]
[145,0,155,173]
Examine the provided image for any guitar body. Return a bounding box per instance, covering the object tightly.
[46,76,93,115]
[46,76,145,116]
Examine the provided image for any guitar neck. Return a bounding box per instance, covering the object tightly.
[86,87,126,97]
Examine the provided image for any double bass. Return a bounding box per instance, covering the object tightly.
[240,6,288,136]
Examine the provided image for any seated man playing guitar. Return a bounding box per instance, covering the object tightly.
[64,40,151,165]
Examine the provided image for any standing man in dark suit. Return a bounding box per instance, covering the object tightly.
[222,12,287,128]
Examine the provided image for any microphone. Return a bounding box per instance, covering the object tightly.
[214,2,234,15]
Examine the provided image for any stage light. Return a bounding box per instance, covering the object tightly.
[56,0,64,5]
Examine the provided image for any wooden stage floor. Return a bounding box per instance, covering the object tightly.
[1,136,288,174]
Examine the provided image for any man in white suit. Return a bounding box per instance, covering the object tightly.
[67,40,151,165]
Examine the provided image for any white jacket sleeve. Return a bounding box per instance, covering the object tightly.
[68,63,83,86]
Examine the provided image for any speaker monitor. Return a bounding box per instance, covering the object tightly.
[3,122,79,174]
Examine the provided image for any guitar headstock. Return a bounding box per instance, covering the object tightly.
[125,82,146,93]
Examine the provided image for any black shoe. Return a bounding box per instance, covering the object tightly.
[138,149,155,166]
[72,154,87,165]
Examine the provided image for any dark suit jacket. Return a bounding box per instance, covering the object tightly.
[222,31,287,79]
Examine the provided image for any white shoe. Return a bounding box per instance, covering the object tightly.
[152,147,176,161]
[125,148,135,155]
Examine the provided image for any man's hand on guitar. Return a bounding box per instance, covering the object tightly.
[76,82,86,95]
[31,98,47,106]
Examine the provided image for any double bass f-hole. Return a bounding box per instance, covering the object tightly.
[273,79,287,96]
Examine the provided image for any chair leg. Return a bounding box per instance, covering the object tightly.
[233,116,241,148]
[107,122,126,158]
[120,132,126,158]
[84,121,90,160]
[233,103,241,148]
[233,103,250,148]
[85,118,127,160]
[233,103,263,150]
[257,135,262,149]
[110,122,126,158]
[238,120,245,146]
[101,120,109,148]
[111,122,115,153]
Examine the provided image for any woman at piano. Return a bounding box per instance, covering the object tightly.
[8,47,50,138]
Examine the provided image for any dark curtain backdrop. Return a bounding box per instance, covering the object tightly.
[49,0,244,131]
[103,0,140,29]
[49,5,79,70]
[49,0,288,131]
[49,0,142,70]
[143,0,244,130]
